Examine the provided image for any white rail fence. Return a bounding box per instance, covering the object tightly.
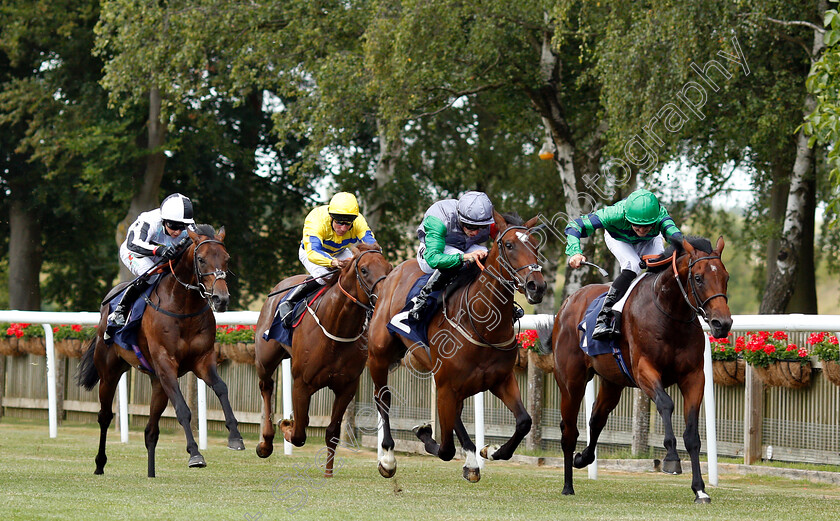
[2,310,839,487]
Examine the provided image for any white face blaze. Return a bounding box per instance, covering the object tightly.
[515,231,529,244]
[710,265,718,272]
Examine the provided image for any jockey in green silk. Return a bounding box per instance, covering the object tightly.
[565,189,684,340]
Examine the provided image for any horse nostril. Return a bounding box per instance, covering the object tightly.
[526,281,537,293]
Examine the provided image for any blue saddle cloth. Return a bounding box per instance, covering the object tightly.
[386,273,442,350]
[578,292,636,386]
[105,274,162,373]
[262,287,321,347]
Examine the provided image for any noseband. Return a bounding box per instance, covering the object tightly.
[669,251,728,320]
[484,226,543,290]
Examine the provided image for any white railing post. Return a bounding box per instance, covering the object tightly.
[118,372,129,443]
[585,379,597,479]
[702,332,718,486]
[197,379,207,450]
[42,324,57,439]
[475,391,485,468]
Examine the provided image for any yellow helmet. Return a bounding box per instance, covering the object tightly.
[328,192,360,220]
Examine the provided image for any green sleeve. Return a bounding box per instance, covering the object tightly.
[421,216,463,270]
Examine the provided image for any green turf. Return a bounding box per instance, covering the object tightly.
[0,418,837,520]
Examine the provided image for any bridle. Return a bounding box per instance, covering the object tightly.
[335,248,388,313]
[170,238,228,301]
[652,249,728,321]
[480,225,543,291]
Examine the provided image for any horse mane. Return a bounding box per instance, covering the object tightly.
[192,223,217,237]
[501,212,524,226]
[646,236,713,273]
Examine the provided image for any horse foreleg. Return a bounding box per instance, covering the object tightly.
[555,365,587,496]
[370,354,397,478]
[280,379,313,447]
[434,388,457,462]
[574,379,624,469]
[322,381,359,478]
[452,404,480,483]
[483,373,531,462]
[255,352,281,458]
[194,357,245,451]
[155,361,205,469]
[680,372,710,503]
[145,378,169,478]
[638,361,680,475]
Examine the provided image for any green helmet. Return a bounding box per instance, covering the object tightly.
[624,189,660,225]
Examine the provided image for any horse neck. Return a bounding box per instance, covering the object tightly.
[161,249,204,312]
[321,271,368,338]
[652,256,697,321]
[462,248,515,333]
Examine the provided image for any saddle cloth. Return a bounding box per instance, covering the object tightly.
[386,273,440,351]
[262,285,326,347]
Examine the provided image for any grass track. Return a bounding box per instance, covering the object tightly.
[0,418,838,520]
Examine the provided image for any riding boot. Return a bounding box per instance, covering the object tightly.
[108,278,151,327]
[278,278,323,327]
[591,269,636,340]
[408,268,456,322]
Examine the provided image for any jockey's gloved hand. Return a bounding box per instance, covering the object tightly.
[155,244,178,259]
[668,232,685,251]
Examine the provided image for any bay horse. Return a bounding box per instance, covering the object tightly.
[77,224,244,477]
[367,211,546,482]
[551,236,732,503]
[254,243,392,476]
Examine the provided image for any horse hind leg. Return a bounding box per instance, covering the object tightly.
[280,379,314,447]
[145,378,170,478]
[90,341,129,475]
[370,352,397,478]
[321,381,359,478]
[574,379,624,469]
[453,407,480,483]
[680,375,710,503]
[652,384,681,474]
[255,356,281,458]
[155,362,206,470]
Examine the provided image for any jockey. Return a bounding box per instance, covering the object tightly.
[108,193,195,327]
[277,192,377,326]
[565,188,684,340]
[407,191,495,322]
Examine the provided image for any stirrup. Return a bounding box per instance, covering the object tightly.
[108,309,126,327]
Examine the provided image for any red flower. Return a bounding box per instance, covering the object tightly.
[772,331,788,340]
[71,324,82,332]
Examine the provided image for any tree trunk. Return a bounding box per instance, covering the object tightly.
[786,171,817,313]
[365,119,404,231]
[631,388,650,456]
[525,362,543,451]
[116,88,168,283]
[760,9,824,313]
[764,160,791,284]
[8,198,42,310]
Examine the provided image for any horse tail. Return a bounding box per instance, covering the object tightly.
[76,337,100,390]
[533,315,554,355]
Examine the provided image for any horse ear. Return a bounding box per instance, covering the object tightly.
[216,226,225,242]
[493,209,507,233]
[682,237,695,256]
[715,235,725,254]
[188,228,199,242]
[524,216,540,229]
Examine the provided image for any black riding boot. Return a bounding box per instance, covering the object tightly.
[408,269,456,322]
[278,278,323,327]
[591,269,636,340]
[108,278,151,327]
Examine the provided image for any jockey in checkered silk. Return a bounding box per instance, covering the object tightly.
[108,193,196,327]
[565,189,684,340]
[276,192,377,326]
[406,191,495,322]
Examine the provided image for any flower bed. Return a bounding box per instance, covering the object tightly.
[215,325,257,364]
[742,331,811,388]
[518,329,552,372]
[807,332,840,386]
[2,323,97,358]
[709,334,744,386]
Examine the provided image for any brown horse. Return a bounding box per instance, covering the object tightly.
[77,224,244,477]
[367,211,546,482]
[254,243,392,476]
[551,236,732,503]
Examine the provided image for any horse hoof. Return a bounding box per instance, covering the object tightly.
[279,419,294,442]
[188,454,207,468]
[378,461,396,478]
[479,444,499,460]
[562,487,575,496]
[694,495,711,504]
[573,452,589,469]
[412,423,432,439]
[462,466,481,483]
[256,442,273,459]
[228,438,245,451]
[662,459,682,475]
[94,469,104,476]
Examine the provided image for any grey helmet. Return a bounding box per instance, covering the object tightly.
[456,191,494,226]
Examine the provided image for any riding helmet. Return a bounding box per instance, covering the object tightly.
[328,192,360,222]
[624,189,660,226]
[456,191,494,226]
[160,193,195,224]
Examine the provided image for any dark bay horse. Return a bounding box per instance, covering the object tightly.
[254,243,392,476]
[367,211,546,482]
[77,225,244,477]
[551,236,732,503]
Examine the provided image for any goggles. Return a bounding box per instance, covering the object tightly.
[164,220,188,231]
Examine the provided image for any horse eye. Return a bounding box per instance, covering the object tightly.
[198,258,206,266]
[505,241,513,250]
[694,274,702,283]
[361,267,368,275]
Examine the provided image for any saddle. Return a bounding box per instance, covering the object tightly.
[263,286,328,348]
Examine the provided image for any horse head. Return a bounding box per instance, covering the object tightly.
[679,235,732,339]
[186,225,230,313]
[346,243,393,307]
[490,210,547,305]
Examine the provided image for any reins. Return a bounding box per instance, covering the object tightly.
[646,248,728,322]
